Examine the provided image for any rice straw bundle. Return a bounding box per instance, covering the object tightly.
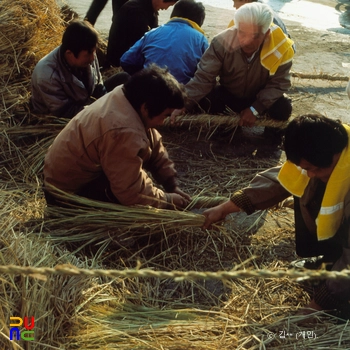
[39,186,211,243]
[0,0,65,123]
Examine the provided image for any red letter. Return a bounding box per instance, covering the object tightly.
[23,316,35,330]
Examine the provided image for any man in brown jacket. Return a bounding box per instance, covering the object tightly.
[203,114,350,320]
[43,65,190,209]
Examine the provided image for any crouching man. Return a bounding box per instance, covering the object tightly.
[203,114,350,319]
[43,64,190,209]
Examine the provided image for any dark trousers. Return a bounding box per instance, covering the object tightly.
[104,72,130,92]
[196,85,292,121]
[85,0,128,25]
[293,196,343,262]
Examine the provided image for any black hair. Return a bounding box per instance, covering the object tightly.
[123,64,186,117]
[170,0,206,27]
[61,20,99,58]
[283,114,348,168]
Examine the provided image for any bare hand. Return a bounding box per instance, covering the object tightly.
[170,108,186,125]
[172,186,191,201]
[169,193,190,209]
[202,207,227,229]
[202,200,241,229]
[239,108,257,127]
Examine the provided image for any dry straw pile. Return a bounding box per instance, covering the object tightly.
[0,0,350,349]
[0,0,65,125]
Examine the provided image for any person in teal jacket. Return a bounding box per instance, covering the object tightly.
[120,0,208,84]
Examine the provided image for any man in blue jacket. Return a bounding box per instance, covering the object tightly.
[120,0,208,84]
[107,0,178,67]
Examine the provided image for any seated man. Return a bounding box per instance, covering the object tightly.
[30,20,127,119]
[120,0,208,84]
[43,64,191,210]
[173,3,294,142]
[203,114,350,320]
[107,0,178,67]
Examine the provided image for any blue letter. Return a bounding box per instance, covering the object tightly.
[9,327,20,341]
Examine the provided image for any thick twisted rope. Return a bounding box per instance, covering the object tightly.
[164,114,289,130]
[1,264,350,282]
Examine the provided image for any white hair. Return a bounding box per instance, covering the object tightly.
[234,2,273,34]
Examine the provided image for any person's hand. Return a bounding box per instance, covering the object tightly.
[170,108,186,125]
[202,200,241,229]
[239,107,257,127]
[172,186,191,201]
[202,206,227,229]
[168,193,190,209]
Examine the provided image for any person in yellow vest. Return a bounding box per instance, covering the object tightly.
[203,114,350,320]
[171,2,294,144]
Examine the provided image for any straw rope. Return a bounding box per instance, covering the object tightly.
[164,113,290,129]
[291,71,349,81]
[1,264,350,281]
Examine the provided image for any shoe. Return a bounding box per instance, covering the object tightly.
[290,255,325,269]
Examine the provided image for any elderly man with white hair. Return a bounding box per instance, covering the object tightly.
[174,2,294,143]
